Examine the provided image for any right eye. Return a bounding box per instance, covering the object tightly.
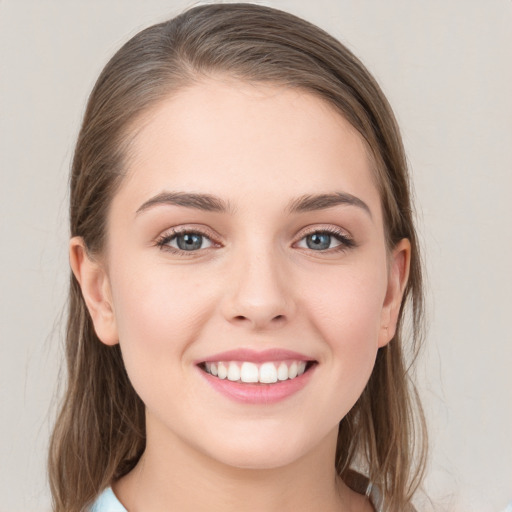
[156,230,215,253]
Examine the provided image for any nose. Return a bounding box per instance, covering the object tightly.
[220,247,296,331]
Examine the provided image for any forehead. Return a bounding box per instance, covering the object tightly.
[118,78,381,218]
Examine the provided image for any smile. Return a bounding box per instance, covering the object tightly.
[201,360,312,384]
[196,349,317,404]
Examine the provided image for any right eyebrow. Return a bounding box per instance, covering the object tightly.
[135,191,235,216]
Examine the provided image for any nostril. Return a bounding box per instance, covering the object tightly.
[234,315,284,321]
[229,313,288,328]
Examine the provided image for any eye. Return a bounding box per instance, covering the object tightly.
[304,232,338,250]
[295,228,355,252]
[156,230,214,253]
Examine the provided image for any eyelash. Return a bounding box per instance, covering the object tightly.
[296,226,356,253]
[155,226,355,255]
[155,227,218,254]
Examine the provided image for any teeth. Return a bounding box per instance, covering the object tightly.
[259,362,278,383]
[217,362,228,379]
[203,360,310,384]
[227,362,241,381]
[240,362,259,383]
[277,362,288,381]
[288,361,298,379]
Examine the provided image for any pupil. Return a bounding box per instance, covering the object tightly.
[307,233,331,250]
[177,233,202,250]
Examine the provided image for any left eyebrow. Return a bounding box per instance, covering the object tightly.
[286,192,372,218]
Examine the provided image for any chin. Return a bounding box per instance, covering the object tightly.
[198,426,326,471]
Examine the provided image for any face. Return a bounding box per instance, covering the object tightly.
[73,79,408,470]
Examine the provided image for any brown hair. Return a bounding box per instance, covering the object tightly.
[49,4,427,511]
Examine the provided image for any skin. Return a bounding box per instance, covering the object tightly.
[71,78,410,512]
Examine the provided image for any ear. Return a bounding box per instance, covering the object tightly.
[378,238,411,348]
[69,236,119,346]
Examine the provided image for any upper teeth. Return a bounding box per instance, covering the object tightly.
[204,361,307,383]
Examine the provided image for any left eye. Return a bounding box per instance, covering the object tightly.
[296,232,346,251]
[163,232,213,251]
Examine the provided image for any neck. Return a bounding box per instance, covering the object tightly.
[114,420,361,512]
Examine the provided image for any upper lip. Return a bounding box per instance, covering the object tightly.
[196,348,315,364]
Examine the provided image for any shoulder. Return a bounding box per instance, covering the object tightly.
[343,470,382,512]
[88,487,127,512]
[344,470,418,512]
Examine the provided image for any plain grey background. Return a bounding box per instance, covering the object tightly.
[1,1,511,510]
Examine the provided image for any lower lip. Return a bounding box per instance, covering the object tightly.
[197,364,316,404]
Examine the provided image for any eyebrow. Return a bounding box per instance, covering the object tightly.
[135,190,371,218]
[136,191,234,215]
[287,192,372,218]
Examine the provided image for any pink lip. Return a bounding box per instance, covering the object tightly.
[195,349,317,404]
[196,348,314,364]
[198,368,315,404]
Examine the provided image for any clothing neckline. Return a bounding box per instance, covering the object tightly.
[90,481,381,512]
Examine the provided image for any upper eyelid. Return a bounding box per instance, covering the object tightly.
[158,223,350,235]
[159,225,219,240]
[294,224,352,240]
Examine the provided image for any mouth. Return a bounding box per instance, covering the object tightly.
[195,348,318,403]
[198,359,317,384]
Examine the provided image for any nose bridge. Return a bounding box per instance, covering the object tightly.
[222,238,294,330]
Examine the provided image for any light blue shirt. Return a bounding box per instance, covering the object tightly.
[89,487,127,512]
[89,484,383,511]
[89,486,511,512]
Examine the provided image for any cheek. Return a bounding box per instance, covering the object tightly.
[108,260,217,367]
[307,262,387,337]
[301,260,388,388]
[107,264,221,421]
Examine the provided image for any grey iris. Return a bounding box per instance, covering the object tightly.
[307,233,331,250]
[177,233,203,250]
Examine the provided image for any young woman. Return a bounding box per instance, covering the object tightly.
[48,3,427,511]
